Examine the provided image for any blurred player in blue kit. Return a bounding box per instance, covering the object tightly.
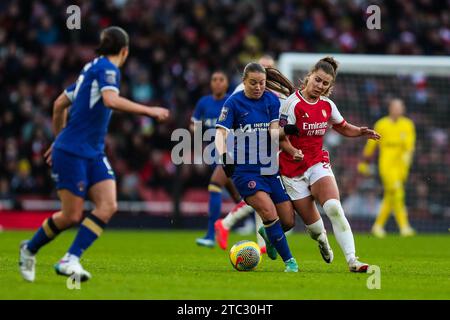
[191,71,249,248]
[19,26,169,282]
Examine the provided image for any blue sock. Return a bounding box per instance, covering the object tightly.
[68,214,106,258]
[205,184,222,239]
[265,220,293,262]
[27,217,61,254]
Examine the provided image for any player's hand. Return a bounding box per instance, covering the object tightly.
[283,124,300,136]
[292,149,304,161]
[44,144,53,166]
[148,107,170,122]
[360,127,381,140]
[220,153,235,178]
[357,161,371,176]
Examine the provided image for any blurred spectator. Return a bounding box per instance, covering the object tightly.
[10,159,36,195]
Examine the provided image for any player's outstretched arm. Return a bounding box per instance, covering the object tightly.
[333,122,381,140]
[102,90,169,122]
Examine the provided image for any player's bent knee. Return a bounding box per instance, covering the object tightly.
[107,201,118,214]
[97,201,118,215]
[280,215,295,232]
[257,208,277,222]
[282,221,295,232]
[323,199,343,218]
[62,212,84,225]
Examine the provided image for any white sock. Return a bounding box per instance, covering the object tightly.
[306,218,326,241]
[222,202,254,230]
[323,199,356,263]
[62,253,79,263]
[254,213,265,248]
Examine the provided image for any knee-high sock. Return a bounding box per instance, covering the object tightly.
[205,184,222,239]
[221,201,254,229]
[306,218,328,244]
[68,213,106,258]
[323,199,355,263]
[27,215,63,254]
[264,219,293,262]
[374,191,393,228]
[392,186,410,229]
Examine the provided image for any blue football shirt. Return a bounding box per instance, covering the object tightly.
[54,56,120,158]
[216,90,280,174]
[191,94,230,130]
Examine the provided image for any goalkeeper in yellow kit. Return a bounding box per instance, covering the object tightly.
[358,99,416,237]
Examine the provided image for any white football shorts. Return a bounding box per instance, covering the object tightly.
[281,162,335,200]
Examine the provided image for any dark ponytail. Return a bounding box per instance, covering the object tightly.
[95,26,129,56]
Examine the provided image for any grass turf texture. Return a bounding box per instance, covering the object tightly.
[1,230,449,299]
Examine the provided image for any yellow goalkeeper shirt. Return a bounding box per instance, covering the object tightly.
[363,116,416,175]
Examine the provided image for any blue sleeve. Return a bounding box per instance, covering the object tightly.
[191,98,204,122]
[97,65,120,93]
[216,99,235,131]
[64,83,76,102]
[268,93,281,122]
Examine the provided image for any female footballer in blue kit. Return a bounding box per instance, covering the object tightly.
[191,71,245,247]
[215,62,300,272]
[19,26,169,282]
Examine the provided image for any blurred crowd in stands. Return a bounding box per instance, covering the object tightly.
[0,0,449,218]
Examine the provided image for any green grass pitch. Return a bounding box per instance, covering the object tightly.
[1,230,449,299]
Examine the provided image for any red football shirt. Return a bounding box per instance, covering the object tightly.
[279,90,346,177]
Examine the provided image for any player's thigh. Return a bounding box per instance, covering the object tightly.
[292,195,321,225]
[210,165,228,187]
[245,191,278,222]
[88,179,117,208]
[88,179,117,220]
[57,189,85,223]
[310,176,340,206]
[281,175,312,201]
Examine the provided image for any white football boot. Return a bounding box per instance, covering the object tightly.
[348,257,369,273]
[54,253,91,282]
[317,233,334,264]
[195,237,215,248]
[19,240,36,282]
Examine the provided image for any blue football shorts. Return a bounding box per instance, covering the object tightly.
[232,173,290,204]
[51,148,115,198]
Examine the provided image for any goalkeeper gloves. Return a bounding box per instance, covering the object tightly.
[357,161,371,177]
